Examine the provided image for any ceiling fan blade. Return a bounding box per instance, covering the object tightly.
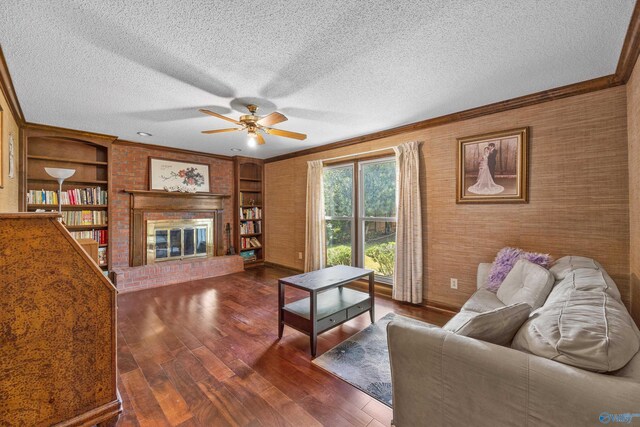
[257,112,287,127]
[256,133,266,145]
[199,109,241,125]
[264,127,307,140]
[201,128,241,134]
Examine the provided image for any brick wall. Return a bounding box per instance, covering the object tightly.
[111,143,243,291]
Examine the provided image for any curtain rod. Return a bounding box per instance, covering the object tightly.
[320,146,396,164]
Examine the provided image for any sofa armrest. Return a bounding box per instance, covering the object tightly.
[477,262,492,289]
[387,321,640,427]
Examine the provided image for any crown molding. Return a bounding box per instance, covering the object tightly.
[0,44,25,126]
[23,122,118,144]
[113,139,233,161]
[615,0,640,84]
[265,75,618,163]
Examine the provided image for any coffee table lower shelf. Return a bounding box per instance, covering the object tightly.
[282,287,372,336]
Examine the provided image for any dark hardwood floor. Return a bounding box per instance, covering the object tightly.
[116,266,453,427]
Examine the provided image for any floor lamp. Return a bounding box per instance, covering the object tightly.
[45,167,76,216]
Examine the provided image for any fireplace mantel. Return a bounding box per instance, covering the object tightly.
[123,189,230,266]
[124,190,230,211]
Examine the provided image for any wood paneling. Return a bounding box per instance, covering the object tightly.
[0,49,20,212]
[627,56,640,325]
[115,265,452,426]
[266,86,630,310]
[0,46,24,126]
[0,213,120,426]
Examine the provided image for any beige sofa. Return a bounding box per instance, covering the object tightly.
[387,257,640,427]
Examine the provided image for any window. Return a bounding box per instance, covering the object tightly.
[324,157,397,284]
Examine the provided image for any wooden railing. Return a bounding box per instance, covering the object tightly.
[0,213,121,426]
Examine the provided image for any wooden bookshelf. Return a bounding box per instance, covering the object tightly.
[21,124,116,272]
[233,157,264,266]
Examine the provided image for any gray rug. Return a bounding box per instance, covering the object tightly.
[312,312,433,407]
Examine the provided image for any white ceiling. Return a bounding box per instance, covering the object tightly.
[0,1,634,159]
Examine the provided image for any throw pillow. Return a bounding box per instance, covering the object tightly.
[496,259,555,310]
[486,247,552,292]
[443,302,531,346]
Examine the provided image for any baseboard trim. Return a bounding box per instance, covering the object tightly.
[264,261,303,273]
[54,398,122,427]
[423,301,459,316]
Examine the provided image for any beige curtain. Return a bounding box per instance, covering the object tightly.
[304,160,326,272]
[392,141,423,303]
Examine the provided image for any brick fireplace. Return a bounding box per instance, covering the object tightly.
[110,143,244,292]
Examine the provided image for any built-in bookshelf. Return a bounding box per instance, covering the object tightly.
[234,157,264,266]
[22,124,116,272]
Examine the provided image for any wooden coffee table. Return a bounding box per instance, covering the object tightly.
[277,265,375,357]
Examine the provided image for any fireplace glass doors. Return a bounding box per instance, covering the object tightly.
[146,219,214,264]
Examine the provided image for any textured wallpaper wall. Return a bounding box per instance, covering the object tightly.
[266,86,630,311]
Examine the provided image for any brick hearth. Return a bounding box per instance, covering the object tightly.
[113,255,243,293]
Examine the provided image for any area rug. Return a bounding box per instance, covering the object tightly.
[312,312,434,407]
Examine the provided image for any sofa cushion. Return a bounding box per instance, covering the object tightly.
[443,303,531,346]
[512,290,640,372]
[496,259,554,310]
[548,267,622,303]
[549,255,601,280]
[461,288,505,313]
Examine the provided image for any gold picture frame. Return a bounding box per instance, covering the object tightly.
[456,127,528,204]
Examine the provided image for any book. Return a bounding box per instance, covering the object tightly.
[98,247,107,266]
[240,250,255,259]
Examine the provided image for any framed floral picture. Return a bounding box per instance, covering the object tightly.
[149,157,211,192]
[456,127,528,203]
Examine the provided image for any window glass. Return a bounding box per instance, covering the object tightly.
[362,160,396,218]
[323,157,397,284]
[324,165,353,217]
[363,220,396,282]
[326,219,353,267]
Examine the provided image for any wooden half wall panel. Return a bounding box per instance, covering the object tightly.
[0,213,120,426]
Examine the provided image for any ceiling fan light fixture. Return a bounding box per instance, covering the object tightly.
[199,105,306,146]
[247,131,257,147]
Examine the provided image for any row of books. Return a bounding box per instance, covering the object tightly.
[240,207,262,219]
[239,192,260,206]
[240,249,257,262]
[27,187,108,205]
[240,221,261,235]
[241,237,262,249]
[62,210,107,226]
[69,229,108,245]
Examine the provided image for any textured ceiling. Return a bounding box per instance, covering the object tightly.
[0,1,634,158]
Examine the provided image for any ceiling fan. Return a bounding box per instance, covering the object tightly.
[199,104,307,146]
